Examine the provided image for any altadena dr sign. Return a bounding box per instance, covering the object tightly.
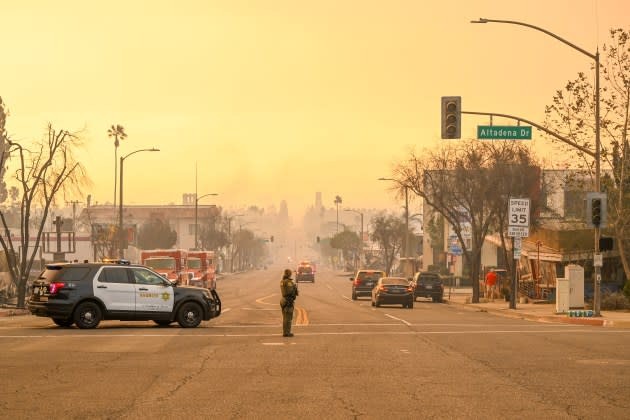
[477,125,532,140]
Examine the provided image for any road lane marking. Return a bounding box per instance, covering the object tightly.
[294,306,309,326]
[221,308,231,314]
[1,329,629,339]
[385,314,412,326]
[256,294,277,306]
[241,308,277,311]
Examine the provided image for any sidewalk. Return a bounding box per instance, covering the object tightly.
[444,288,630,328]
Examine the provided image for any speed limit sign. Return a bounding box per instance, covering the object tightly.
[508,198,530,237]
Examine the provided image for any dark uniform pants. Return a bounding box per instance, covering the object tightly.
[281,304,294,334]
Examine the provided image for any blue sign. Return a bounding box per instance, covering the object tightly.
[449,245,462,256]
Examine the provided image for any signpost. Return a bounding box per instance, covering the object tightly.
[508,198,530,235]
[508,198,530,309]
[477,125,532,140]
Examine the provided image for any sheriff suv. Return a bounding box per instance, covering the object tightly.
[28,260,221,329]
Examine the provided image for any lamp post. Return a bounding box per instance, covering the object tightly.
[378,178,410,259]
[118,148,160,258]
[471,17,602,316]
[194,193,218,250]
[344,208,364,269]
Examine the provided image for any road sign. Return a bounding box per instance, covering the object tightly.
[508,198,530,227]
[477,125,532,140]
[449,244,463,256]
[508,226,529,237]
[594,253,603,267]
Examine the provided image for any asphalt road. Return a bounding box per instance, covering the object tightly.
[2,266,630,419]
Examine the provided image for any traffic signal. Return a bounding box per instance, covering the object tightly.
[586,192,607,228]
[591,198,602,227]
[599,237,614,251]
[441,96,461,139]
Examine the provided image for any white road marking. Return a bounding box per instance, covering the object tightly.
[385,314,412,326]
[221,308,231,314]
[241,308,277,311]
[255,294,277,306]
[262,342,285,346]
[1,329,628,339]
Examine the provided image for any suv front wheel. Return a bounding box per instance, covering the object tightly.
[74,302,102,329]
[177,302,203,328]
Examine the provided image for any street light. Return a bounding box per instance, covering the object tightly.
[118,148,160,258]
[471,17,602,315]
[344,208,364,269]
[378,177,410,259]
[194,193,218,250]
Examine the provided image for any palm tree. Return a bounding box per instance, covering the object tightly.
[107,124,127,207]
[334,195,342,232]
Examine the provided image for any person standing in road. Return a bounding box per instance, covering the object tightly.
[280,268,299,337]
[485,269,497,302]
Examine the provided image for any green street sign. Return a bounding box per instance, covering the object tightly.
[477,125,532,140]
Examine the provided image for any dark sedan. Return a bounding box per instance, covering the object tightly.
[371,277,414,309]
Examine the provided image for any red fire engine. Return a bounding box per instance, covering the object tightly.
[140,249,189,284]
[187,250,217,290]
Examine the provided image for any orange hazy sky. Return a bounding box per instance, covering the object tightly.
[1,0,628,219]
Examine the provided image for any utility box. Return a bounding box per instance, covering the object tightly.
[556,278,569,313]
[567,264,585,309]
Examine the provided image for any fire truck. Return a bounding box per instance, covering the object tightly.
[186,250,217,290]
[140,249,189,284]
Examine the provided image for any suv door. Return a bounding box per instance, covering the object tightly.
[94,267,135,312]
[131,267,175,313]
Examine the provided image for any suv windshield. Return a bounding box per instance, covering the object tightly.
[39,266,91,282]
[357,272,384,282]
[417,274,441,285]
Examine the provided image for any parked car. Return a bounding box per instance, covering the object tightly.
[371,277,414,308]
[350,269,386,300]
[28,259,221,329]
[412,271,444,303]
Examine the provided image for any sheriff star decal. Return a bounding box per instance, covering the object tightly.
[161,292,171,301]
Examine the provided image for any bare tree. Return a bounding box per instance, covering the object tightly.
[395,140,543,303]
[545,28,630,282]
[370,213,405,276]
[0,98,9,204]
[107,124,127,207]
[0,124,87,308]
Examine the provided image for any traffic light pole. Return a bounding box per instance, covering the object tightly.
[470,17,601,315]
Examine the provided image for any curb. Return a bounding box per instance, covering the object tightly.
[446,299,621,327]
[0,308,29,317]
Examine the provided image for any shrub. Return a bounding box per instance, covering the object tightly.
[600,292,630,310]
